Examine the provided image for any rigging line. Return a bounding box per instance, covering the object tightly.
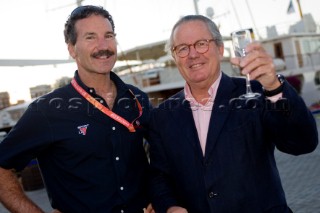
[229,0,242,29]
[244,0,262,40]
[116,42,138,85]
[193,0,200,15]
[46,0,84,12]
[296,0,303,19]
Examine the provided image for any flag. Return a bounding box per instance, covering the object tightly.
[287,0,295,14]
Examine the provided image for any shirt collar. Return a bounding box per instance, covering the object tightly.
[73,70,129,97]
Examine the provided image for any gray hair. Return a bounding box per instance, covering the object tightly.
[165,15,223,53]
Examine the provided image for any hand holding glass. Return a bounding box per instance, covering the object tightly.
[231,30,261,99]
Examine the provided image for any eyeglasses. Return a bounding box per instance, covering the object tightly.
[172,39,215,58]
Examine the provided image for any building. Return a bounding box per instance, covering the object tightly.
[0,92,10,110]
[30,85,52,99]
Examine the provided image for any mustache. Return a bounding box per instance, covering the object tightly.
[92,50,115,58]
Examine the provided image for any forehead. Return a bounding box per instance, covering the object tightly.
[173,20,211,43]
[75,14,113,33]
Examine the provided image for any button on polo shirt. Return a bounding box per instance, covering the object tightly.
[208,191,218,198]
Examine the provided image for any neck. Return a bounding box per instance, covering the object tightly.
[78,71,112,92]
[78,71,117,109]
[190,85,211,105]
[188,72,220,105]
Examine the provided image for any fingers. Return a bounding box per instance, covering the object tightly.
[241,52,274,78]
[240,42,278,87]
[51,210,62,213]
[143,203,155,213]
[229,42,279,88]
[230,42,268,71]
[245,41,266,53]
[240,43,272,75]
[230,57,241,67]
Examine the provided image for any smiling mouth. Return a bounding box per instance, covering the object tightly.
[190,63,203,69]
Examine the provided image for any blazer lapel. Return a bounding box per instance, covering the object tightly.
[205,74,236,158]
[170,91,204,157]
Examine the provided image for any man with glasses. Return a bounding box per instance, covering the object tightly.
[0,5,153,213]
[148,15,318,212]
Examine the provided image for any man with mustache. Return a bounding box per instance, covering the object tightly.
[0,5,153,213]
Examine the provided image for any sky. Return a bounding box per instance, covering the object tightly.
[0,0,319,104]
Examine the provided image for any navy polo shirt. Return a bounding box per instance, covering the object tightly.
[0,71,152,213]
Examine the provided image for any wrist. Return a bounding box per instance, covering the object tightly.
[263,74,285,97]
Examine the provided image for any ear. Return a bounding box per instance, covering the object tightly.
[172,52,177,61]
[68,43,76,59]
[218,45,224,60]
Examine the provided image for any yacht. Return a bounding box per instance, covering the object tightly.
[115,14,320,112]
[1,14,320,132]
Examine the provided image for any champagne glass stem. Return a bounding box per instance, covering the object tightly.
[232,29,260,99]
[245,73,254,94]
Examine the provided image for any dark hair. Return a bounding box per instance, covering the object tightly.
[64,5,115,45]
[165,15,223,53]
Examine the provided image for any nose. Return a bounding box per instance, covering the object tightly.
[188,44,199,57]
[97,37,109,49]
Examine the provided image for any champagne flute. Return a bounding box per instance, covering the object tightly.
[231,29,261,99]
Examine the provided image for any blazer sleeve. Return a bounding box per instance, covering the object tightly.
[263,81,318,155]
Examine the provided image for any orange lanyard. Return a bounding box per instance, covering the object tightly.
[71,78,143,132]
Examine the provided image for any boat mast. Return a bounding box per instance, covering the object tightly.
[76,0,83,6]
[244,0,261,39]
[193,0,200,15]
[296,0,303,19]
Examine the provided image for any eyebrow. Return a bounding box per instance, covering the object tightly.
[84,31,114,35]
[106,32,115,35]
[83,32,96,37]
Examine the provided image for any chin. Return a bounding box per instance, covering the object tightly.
[191,75,209,83]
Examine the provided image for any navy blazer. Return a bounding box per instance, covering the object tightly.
[149,73,318,213]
